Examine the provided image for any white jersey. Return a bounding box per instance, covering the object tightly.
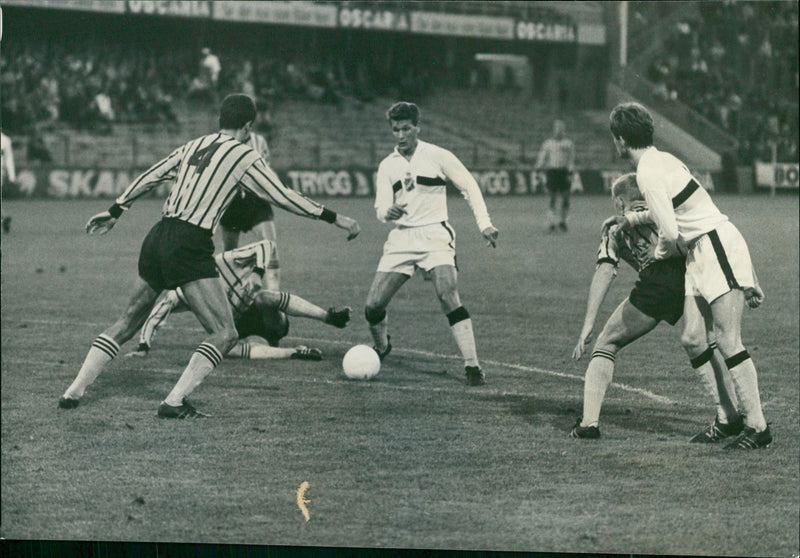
[375,140,492,231]
[636,146,728,260]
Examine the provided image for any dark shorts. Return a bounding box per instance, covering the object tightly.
[219,191,274,232]
[629,257,686,325]
[234,305,290,347]
[138,218,217,291]
[546,169,571,193]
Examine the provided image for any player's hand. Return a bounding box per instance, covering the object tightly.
[744,284,764,309]
[385,203,408,221]
[481,226,499,248]
[86,211,117,235]
[241,274,263,306]
[335,214,361,241]
[572,329,593,360]
[601,215,628,234]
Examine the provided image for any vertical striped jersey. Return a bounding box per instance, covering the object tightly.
[597,209,673,274]
[215,239,276,316]
[114,133,326,231]
[375,140,493,231]
[535,136,575,170]
[636,146,728,259]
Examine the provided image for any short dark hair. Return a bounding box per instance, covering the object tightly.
[611,172,644,202]
[386,102,420,125]
[609,102,654,149]
[219,94,256,130]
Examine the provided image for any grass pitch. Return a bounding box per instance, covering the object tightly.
[1,194,798,555]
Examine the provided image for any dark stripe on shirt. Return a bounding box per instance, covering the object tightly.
[195,147,251,226]
[417,176,446,186]
[707,229,740,289]
[672,178,700,209]
[392,180,402,193]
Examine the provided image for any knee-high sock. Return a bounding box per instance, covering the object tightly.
[164,342,223,407]
[725,350,767,431]
[581,350,615,427]
[447,307,478,368]
[63,334,120,399]
[276,292,326,321]
[691,344,740,424]
[228,340,295,359]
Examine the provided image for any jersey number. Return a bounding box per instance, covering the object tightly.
[188,142,223,174]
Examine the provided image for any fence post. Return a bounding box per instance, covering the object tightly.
[63,134,70,166]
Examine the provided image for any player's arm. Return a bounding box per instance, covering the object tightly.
[567,140,576,173]
[573,233,619,360]
[240,159,360,240]
[534,140,549,170]
[440,149,499,247]
[573,262,617,360]
[124,290,187,357]
[637,169,680,260]
[86,146,182,235]
[223,239,271,295]
[374,161,406,222]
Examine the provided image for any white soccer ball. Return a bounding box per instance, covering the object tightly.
[342,344,380,380]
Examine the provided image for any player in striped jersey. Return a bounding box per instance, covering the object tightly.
[535,120,575,232]
[218,128,283,290]
[571,173,739,440]
[365,102,499,386]
[59,94,361,418]
[124,239,351,360]
[608,102,770,449]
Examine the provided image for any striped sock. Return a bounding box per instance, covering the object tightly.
[581,350,615,427]
[164,342,223,407]
[63,334,120,399]
[283,292,326,321]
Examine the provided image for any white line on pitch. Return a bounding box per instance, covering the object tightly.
[3,318,676,405]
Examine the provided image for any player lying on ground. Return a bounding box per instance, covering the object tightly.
[570,173,742,441]
[607,101,770,449]
[59,94,361,419]
[124,239,351,361]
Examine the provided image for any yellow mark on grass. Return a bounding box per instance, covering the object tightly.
[297,481,311,521]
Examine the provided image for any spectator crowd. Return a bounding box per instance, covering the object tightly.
[644,0,798,163]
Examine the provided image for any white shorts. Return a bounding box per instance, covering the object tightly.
[377,222,457,276]
[685,221,755,303]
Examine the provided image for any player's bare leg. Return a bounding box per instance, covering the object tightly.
[253,290,350,328]
[681,296,742,442]
[365,271,409,359]
[431,265,483,385]
[573,298,658,436]
[708,290,769,443]
[227,335,321,361]
[60,278,161,407]
[159,277,238,416]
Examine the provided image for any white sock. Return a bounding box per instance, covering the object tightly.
[280,292,326,321]
[164,342,223,406]
[64,334,119,399]
[581,350,615,427]
[228,339,294,359]
[725,350,767,431]
[450,319,479,368]
[709,346,740,423]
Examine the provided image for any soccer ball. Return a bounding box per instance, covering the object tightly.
[342,345,380,380]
